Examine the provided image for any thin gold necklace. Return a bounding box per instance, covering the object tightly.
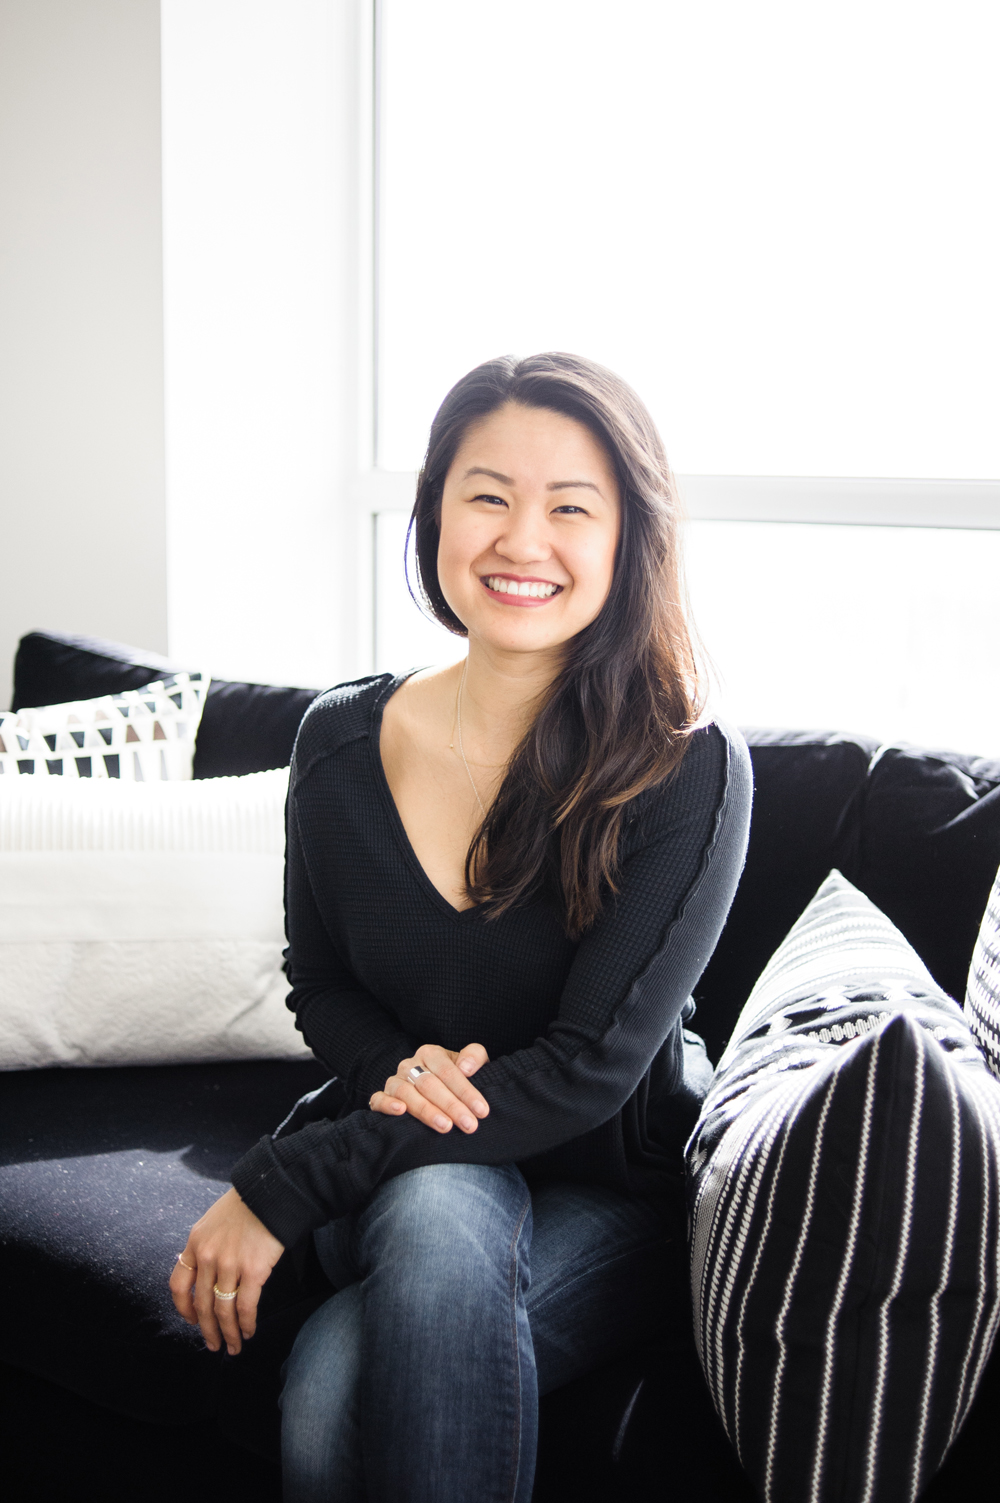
[451,658,487,820]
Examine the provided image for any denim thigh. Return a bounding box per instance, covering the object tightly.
[312,1164,683,1393]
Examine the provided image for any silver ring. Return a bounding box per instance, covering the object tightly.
[407,1064,430,1084]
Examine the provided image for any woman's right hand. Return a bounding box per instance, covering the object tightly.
[369,1043,490,1134]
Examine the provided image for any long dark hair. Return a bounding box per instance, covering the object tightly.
[409,352,703,938]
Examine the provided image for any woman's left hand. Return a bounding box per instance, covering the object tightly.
[169,1186,284,1357]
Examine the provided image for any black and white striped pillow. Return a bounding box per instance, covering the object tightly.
[686,870,1000,1503]
[967,864,1000,1081]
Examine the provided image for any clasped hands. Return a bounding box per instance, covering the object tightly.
[170,1043,490,1358]
[369,1041,491,1134]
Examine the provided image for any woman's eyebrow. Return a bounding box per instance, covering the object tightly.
[462,467,604,499]
[548,479,603,496]
[463,466,514,484]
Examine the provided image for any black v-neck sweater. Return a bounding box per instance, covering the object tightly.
[231,673,753,1248]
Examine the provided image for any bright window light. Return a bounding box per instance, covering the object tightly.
[379,0,999,479]
[685,521,1000,755]
[374,511,1000,756]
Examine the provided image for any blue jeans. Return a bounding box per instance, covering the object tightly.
[280,1162,683,1503]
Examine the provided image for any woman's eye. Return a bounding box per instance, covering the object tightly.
[472,493,507,507]
[553,504,587,515]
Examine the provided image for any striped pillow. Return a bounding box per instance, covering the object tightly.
[686,870,1000,1503]
[966,864,1000,1080]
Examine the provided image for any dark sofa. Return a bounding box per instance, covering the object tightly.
[3,631,1000,1501]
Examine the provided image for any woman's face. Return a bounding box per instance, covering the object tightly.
[437,402,621,659]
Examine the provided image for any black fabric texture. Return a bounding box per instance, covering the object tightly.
[9,628,321,779]
[11,629,181,710]
[693,729,877,1061]
[230,674,754,1248]
[693,731,1000,1063]
[856,744,1000,1006]
[193,677,321,779]
[0,1059,330,1432]
[0,1361,283,1503]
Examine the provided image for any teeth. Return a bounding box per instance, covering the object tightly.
[485,577,558,598]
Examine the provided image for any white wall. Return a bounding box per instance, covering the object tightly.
[161,0,367,691]
[0,0,168,710]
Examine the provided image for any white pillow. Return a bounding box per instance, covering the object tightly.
[0,672,208,781]
[0,768,311,1069]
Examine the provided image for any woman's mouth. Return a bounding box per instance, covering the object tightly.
[480,574,564,604]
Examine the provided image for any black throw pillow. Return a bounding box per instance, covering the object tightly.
[12,629,180,708]
[193,678,320,779]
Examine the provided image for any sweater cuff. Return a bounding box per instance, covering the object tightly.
[346,1034,418,1106]
[231,1134,328,1249]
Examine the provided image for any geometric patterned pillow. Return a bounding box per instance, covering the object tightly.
[686,870,1000,1503]
[966,863,1000,1080]
[0,673,208,781]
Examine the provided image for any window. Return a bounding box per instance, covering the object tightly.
[369,1,1000,753]
[378,0,998,478]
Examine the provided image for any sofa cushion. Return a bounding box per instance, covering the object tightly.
[0,768,309,1069]
[11,631,321,780]
[856,744,1000,1009]
[687,871,1000,1503]
[693,730,877,1061]
[966,861,1000,1080]
[0,1058,329,1443]
[12,630,183,709]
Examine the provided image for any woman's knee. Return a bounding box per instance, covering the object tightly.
[356,1162,532,1302]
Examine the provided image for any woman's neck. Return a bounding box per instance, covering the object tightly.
[457,640,561,768]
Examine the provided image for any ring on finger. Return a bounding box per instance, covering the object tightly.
[213,1285,239,1301]
[407,1064,430,1084]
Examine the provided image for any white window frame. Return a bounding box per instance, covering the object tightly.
[347,0,1000,675]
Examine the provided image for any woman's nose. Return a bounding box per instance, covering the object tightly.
[495,509,550,564]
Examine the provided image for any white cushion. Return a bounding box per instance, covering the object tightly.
[0,768,311,1069]
[0,672,208,781]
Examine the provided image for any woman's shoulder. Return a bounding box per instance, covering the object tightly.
[625,719,751,835]
[290,672,396,780]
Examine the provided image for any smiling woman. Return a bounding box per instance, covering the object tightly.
[171,353,753,1503]
[406,354,704,936]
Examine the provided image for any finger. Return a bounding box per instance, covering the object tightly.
[428,1057,490,1121]
[369,1089,406,1116]
[236,1280,263,1341]
[408,1064,486,1131]
[415,1045,489,1121]
[213,1268,243,1355]
[387,1078,456,1133]
[169,1253,198,1324]
[458,1042,490,1076]
[193,1262,223,1352]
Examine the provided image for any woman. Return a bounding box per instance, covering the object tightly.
[170,352,752,1501]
